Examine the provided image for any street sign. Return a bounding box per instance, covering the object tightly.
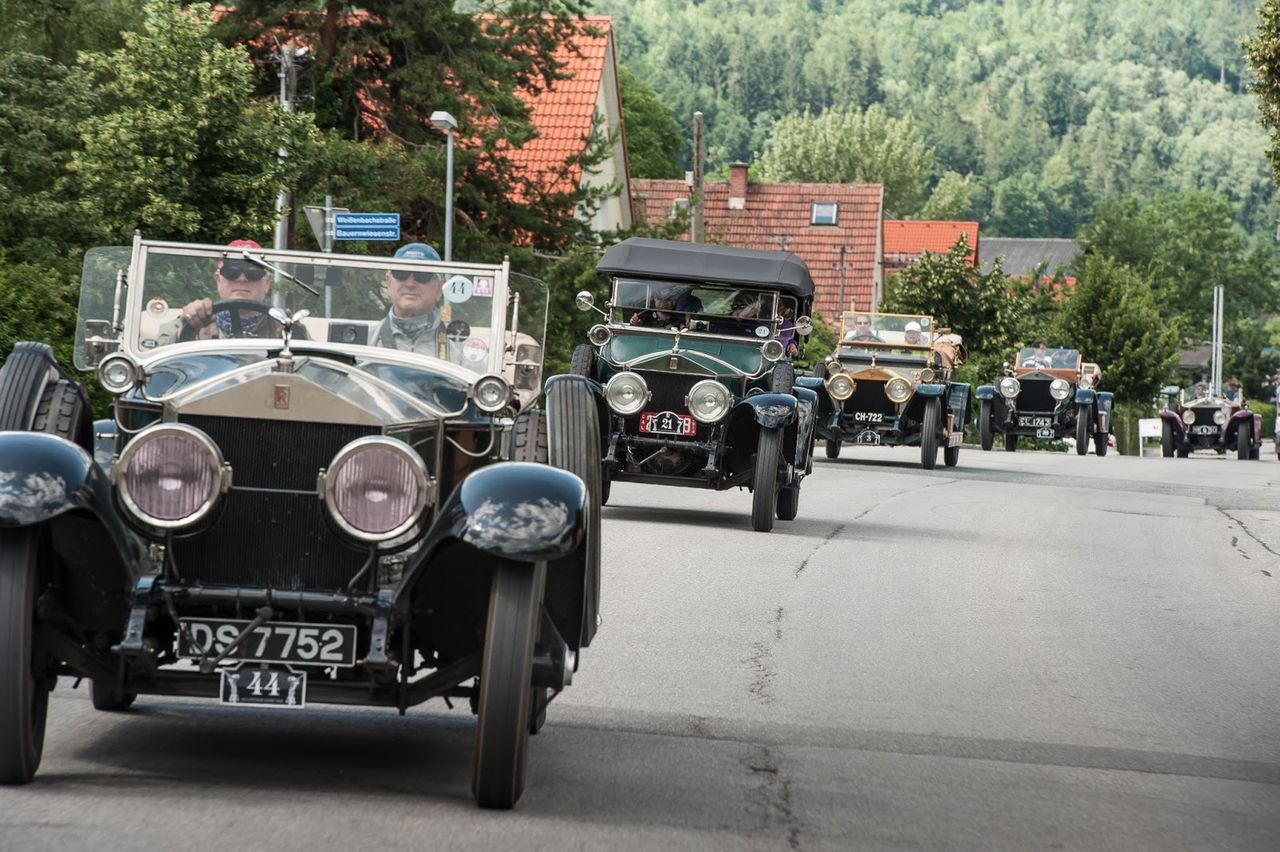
[303,204,349,252]
[333,212,400,241]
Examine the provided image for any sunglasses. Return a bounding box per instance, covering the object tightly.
[390,270,440,284]
[219,261,268,282]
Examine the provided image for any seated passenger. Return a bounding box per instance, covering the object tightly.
[374,242,455,358]
[630,285,702,328]
[903,321,925,345]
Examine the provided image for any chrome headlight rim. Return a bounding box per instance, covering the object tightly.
[1181,408,1196,425]
[826,373,856,401]
[322,436,431,544]
[1049,378,1071,400]
[761,339,785,362]
[885,376,914,404]
[685,379,732,424]
[1213,408,1228,425]
[97,352,140,395]
[998,377,1021,399]
[1078,374,1093,390]
[605,371,650,415]
[115,423,228,529]
[471,374,512,413]
[588,323,612,346]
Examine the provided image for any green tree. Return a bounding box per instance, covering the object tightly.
[71,2,318,243]
[0,258,80,379]
[1054,255,1178,404]
[918,171,975,220]
[1223,317,1280,398]
[618,66,682,179]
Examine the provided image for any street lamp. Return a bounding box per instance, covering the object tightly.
[430,110,458,261]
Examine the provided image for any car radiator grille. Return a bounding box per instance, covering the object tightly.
[622,370,736,441]
[172,415,380,591]
[1016,380,1056,413]
[842,380,896,418]
[1192,408,1219,428]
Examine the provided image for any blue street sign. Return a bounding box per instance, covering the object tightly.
[333,212,400,241]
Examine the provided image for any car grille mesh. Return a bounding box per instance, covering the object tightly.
[842,379,896,418]
[172,415,379,591]
[1015,379,1056,413]
[1192,408,1219,428]
[623,370,732,440]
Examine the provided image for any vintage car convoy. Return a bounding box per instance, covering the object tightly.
[976,346,1113,455]
[804,311,969,470]
[1158,383,1262,459]
[570,237,818,532]
[0,238,604,809]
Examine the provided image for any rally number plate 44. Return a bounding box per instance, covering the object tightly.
[180,619,358,668]
[220,667,306,709]
[639,410,696,436]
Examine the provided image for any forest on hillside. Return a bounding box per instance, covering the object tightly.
[596,0,1271,241]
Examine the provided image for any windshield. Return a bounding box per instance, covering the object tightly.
[1017,347,1080,369]
[75,242,543,377]
[839,311,934,353]
[610,278,794,342]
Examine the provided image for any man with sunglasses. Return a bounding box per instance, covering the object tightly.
[374,242,455,358]
[175,239,284,341]
[844,313,883,343]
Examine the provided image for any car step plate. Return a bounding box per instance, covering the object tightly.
[220,666,306,709]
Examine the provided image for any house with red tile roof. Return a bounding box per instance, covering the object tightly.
[633,163,884,318]
[508,15,632,233]
[883,220,979,275]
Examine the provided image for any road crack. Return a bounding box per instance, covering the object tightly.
[746,607,784,703]
[743,743,802,850]
[1213,505,1280,570]
[795,524,846,578]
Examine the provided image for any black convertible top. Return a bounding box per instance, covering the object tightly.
[596,237,815,298]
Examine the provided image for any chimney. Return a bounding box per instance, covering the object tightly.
[728,162,749,210]
[633,192,648,224]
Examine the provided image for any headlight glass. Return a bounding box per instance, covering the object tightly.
[472,375,511,413]
[588,323,611,346]
[761,339,785,362]
[827,374,855,401]
[686,379,732,423]
[918,367,936,384]
[118,425,225,528]
[1213,408,1228,425]
[885,377,913,403]
[325,437,429,542]
[605,371,649,415]
[98,353,139,394]
[1181,409,1196,425]
[1049,378,1071,400]
[999,377,1020,398]
[1078,374,1093,389]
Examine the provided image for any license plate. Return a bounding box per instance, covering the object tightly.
[855,429,881,445]
[1036,427,1054,438]
[1189,425,1218,435]
[639,410,696,436]
[220,667,306,709]
[179,619,358,667]
[1018,416,1051,427]
[852,411,885,423]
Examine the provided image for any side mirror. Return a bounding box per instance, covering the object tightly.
[1159,385,1180,397]
[575,291,595,312]
[794,315,813,337]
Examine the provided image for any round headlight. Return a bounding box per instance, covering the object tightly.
[761,339,785,362]
[116,424,227,528]
[472,374,511,413]
[918,367,936,384]
[588,324,612,346]
[824,357,845,375]
[1078,374,1093,390]
[1213,408,1228,425]
[1049,378,1071,400]
[686,379,732,423]
[827,374,855,401]
[605,372,649,415]
[999,377,1020,399]
[1181,409,1196,425]
[885,377,913,404]
[98,353,139,394]
[323,437,430,542]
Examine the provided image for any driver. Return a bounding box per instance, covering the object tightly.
[845,314,883,342]
[177,239,284,340]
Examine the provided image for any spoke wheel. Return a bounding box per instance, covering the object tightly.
[978,401,993,451]
[473,560,545,809]
[0,528,50,785]
[1237,421,1252,460]
[920,397,940,470]
[1075,405,1090,455]
[1161,420,1175,458]
[776,484,799,521]
[751,428,782,533]
[824,436,841,459]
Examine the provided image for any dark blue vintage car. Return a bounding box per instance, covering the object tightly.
[568,237,818,532]
[975,347,1113,455]
[0,238,602,809]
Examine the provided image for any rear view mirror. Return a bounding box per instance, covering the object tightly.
[575,291,595,312]
[794,315,813,337]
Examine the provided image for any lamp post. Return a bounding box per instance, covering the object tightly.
[430,110,458,261]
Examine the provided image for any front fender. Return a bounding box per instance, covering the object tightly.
[975,384,997,401]
[443,461,585,564]
[737,392,798,429]
[1074,388,1097,406]
[1157,409,1186,440]
[913,383,947,399]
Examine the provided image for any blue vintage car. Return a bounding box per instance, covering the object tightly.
[0,237,602,809]
[975,347,1112,455]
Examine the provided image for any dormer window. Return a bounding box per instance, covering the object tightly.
[811,202,838,225]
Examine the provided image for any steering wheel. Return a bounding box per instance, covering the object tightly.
[178,298,278,342]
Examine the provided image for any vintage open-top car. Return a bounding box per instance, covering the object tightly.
[975,346,1113,455]
[0,237,604,808]
[570,237,818,533]
[1158,382,1262,459]
[805,311,969,469]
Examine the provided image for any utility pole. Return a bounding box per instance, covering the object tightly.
[273,43,299,254]
[690,111,705,243]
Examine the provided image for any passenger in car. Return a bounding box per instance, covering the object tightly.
[374,242,456,359]
[629,284,702,328]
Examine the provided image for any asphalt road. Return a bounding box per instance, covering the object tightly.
[2,445,1278,851]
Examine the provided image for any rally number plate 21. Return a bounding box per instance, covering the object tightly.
[639,410,696,436]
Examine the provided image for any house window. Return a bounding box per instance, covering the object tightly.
[811,202,838,225]
[672,198,690,218]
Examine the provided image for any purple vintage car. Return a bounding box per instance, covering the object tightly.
[1158,383,1262,459]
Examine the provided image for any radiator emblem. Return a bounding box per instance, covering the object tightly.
[274,385,290,410]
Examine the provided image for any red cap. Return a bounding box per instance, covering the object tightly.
[219,238,262,268]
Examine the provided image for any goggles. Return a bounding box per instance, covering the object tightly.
[218,261,268,282]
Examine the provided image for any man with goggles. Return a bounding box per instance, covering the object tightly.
[174,239,286,341]
[374,242,455,359]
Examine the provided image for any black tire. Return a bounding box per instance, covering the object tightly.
[1093,431,1108,457]
[545,378,602,649]
[1237,421,1252,460]
[89,679,136,712]
[1004,431,1017,452]
[812,362,827,381]
[1161,420,1174,458]
[943,441,960,468]
[776,484,799,521]
[0,342,59,432]
[32,380,93,450]
[569,344,594,378]
[509,410,549,464]
[0,528,50,785]
[600,472,611,506]
[1177,447,1191,458]
[920,397,940,470]
[1075,405,1090,456]
[473,560,545,809]
[751,428,782,533]
[824,436,841,459]
[770,362,795,394]
[979,401,993,451]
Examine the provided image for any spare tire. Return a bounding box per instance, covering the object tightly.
[0,343,60,432]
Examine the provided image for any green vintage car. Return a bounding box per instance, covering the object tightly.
[568,238,819,532]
